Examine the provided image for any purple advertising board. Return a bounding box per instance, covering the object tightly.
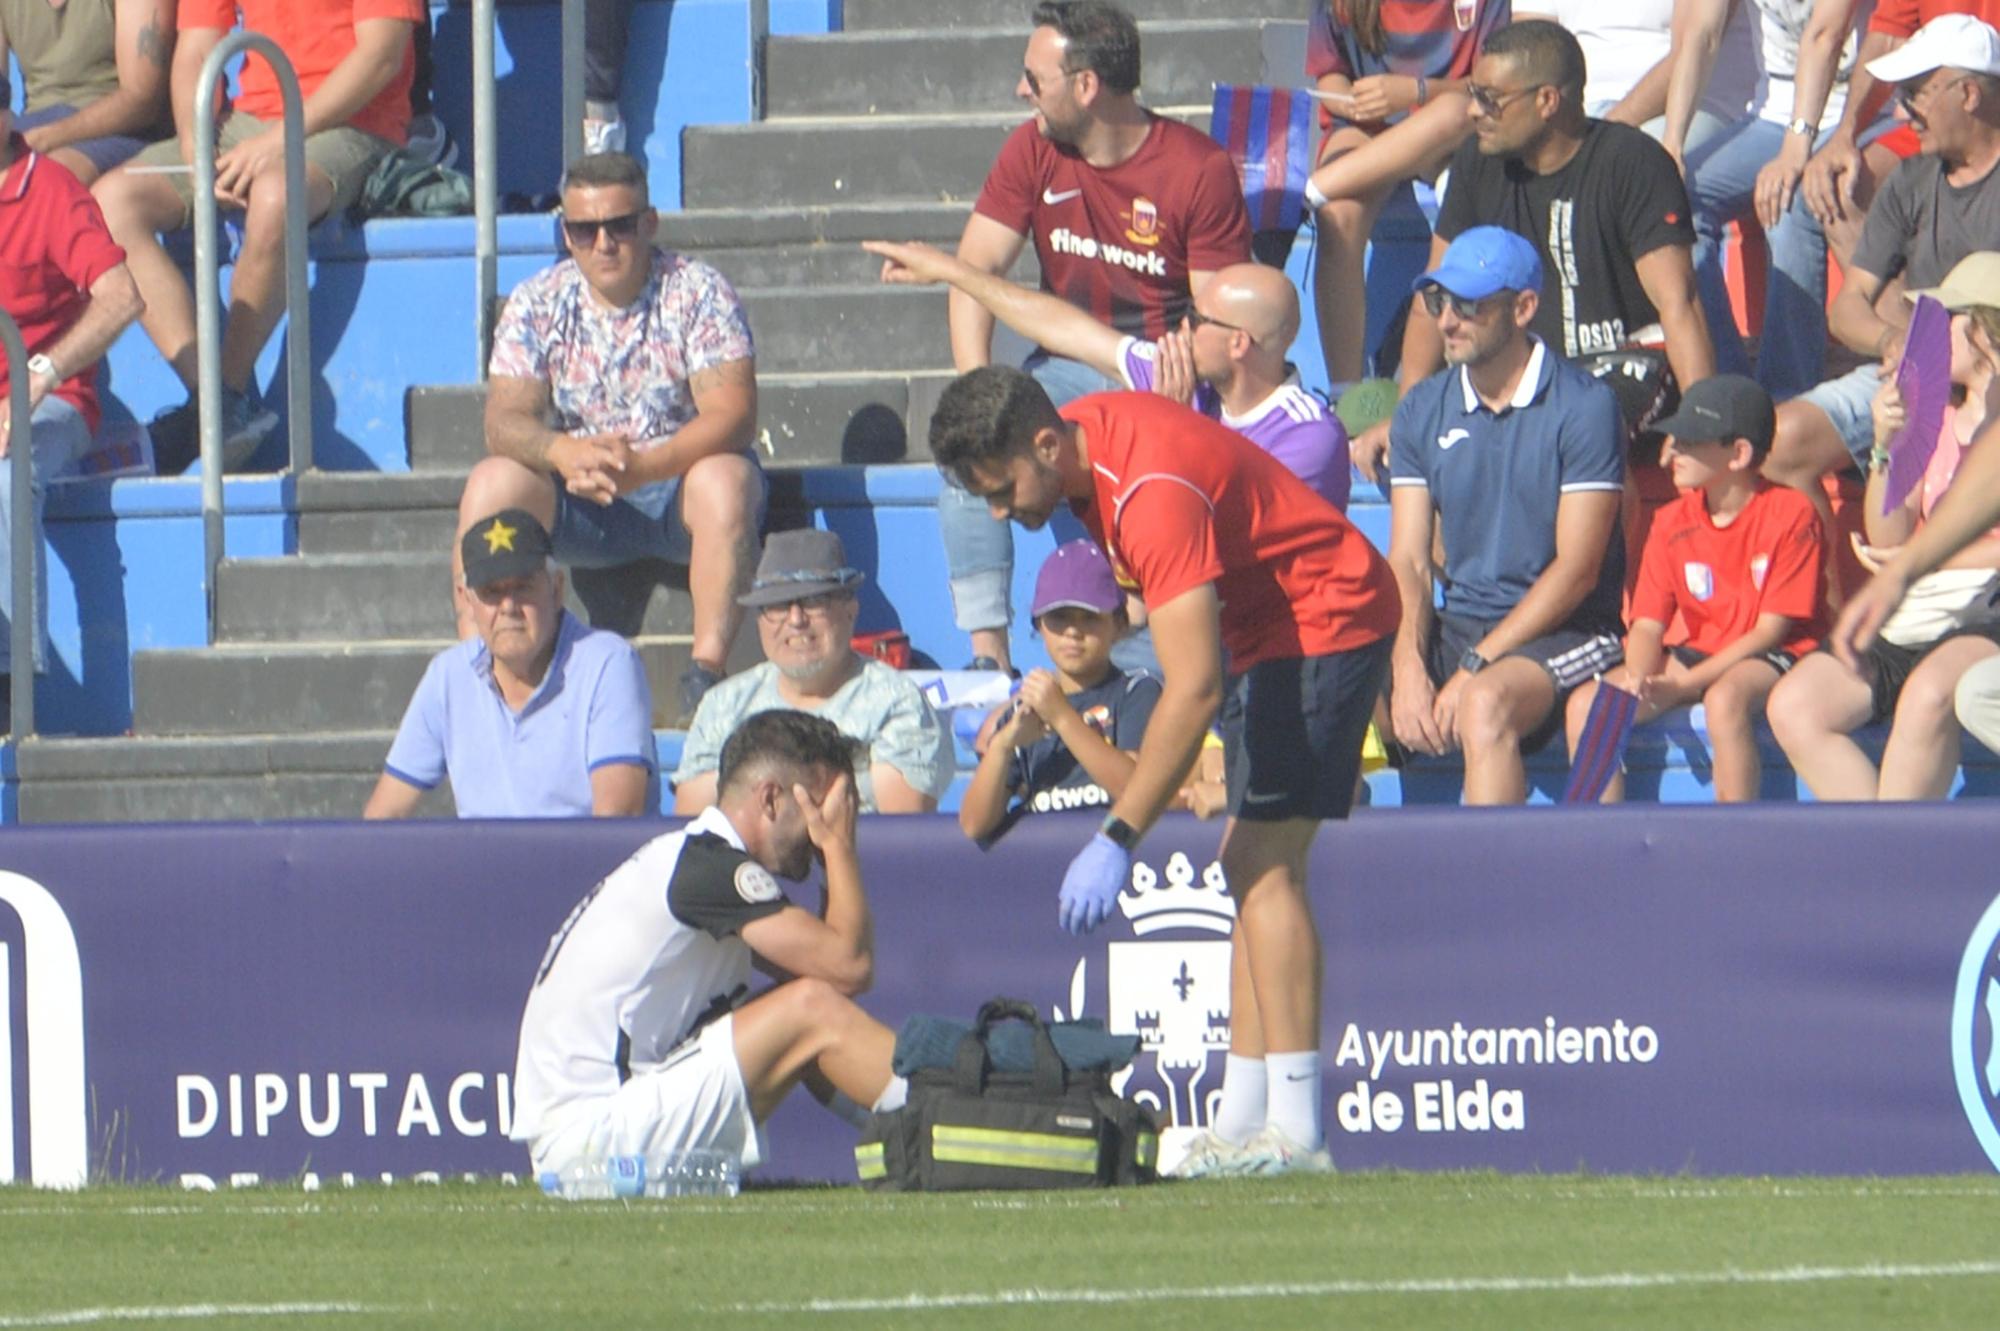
[4,806,1999,1188]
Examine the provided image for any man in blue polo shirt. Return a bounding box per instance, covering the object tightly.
[1385,226,1627,805]
[365,508,657,818]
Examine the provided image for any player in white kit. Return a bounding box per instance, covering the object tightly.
[510,710,907,1179]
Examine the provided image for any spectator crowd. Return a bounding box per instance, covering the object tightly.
[15,0,2000,1185]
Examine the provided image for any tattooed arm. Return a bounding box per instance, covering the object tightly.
[21,0,176,164]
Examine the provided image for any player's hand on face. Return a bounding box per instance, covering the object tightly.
[1152,330,1199,406]
[1390,665,1447,756]
[795,773,858,853]
[1350,419,1391,490]
[862,240,949,286]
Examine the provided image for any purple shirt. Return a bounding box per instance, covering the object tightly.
[1116,337,1351,511]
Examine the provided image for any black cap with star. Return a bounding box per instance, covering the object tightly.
[460,508,554,589]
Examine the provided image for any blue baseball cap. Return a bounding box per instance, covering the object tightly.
[1412,226,1543,301]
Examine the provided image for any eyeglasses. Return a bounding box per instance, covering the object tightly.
[1467,82,1542,117]
[1419,287,1510,320]
[561,210,647,247]
[1187,307,1245,335]
[1897,74,1975,121]
[758,593,845,622]
[1023,65,1080,98]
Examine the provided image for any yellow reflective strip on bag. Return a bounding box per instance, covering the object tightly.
[855,1141,886,1180]
[930,1124,1099,1174]
[1136,1131,1157,1169]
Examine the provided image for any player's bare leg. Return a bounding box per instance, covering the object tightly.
[730,977,901,1122]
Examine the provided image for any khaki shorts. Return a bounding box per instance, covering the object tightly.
[123,112,393,228]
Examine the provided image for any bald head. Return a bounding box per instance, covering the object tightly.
[1203,263,1301,351]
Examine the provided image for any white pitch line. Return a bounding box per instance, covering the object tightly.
[732,1260,2000,1315]
[0,1303,380,1328]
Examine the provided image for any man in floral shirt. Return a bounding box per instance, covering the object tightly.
[462,151,762,717]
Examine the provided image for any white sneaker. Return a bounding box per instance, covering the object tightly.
[1166,1128,1257,1179]
[583,116,627,155]
[1238,1125,1335,1175]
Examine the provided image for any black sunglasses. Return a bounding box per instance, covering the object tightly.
[561,210,647,246]
[1467,82,1542,117]
[1023,65,1079,98]
[1420,287,1509,320]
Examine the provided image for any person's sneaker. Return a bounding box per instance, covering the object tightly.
[679,663,723,718]
[148,400,200,476]
[219,387,279,472]
[1166,1128,1257,1180]
[405,112,458,169]
[583,116,627,155]
[1237,1125,1335,1176]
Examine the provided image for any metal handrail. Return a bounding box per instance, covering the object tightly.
[474,0,499,378]
[2,310,35,738]
[562,0,585,170]
[192,32,314,637]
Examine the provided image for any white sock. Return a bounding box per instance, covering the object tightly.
[822,1090,871,1129]
[1211,1054,1266,1145]
[871,1075,908,1114]
[1265,1050,1322,1149]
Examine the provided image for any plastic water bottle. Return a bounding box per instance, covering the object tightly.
[538,1148,741,1200]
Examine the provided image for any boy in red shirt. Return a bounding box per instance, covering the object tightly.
[1572,374,1827,802]
[929,367,1399,1176]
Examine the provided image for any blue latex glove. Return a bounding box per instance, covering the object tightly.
[1059,832,1130,935]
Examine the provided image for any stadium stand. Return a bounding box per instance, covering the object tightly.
[3,0,1994,821]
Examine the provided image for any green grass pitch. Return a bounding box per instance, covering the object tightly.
[4,1173,1999,1327]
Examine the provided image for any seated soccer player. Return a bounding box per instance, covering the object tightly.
[959,539,1161,844]
[510,710,907,1185]
[1568,376,1827,803]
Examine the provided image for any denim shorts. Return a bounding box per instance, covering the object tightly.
[1796,362,1881,469]
[1220,636,1391,822]
[551,467,768,568]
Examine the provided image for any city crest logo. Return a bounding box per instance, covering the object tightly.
[1951,890,2000,1172]
[1125,197,1160,246]
[1057,851,1235,1141]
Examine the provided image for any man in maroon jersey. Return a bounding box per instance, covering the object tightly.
[939,0,1252,675]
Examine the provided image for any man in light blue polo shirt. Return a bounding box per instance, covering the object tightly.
[365,508,657,819]
[1385,226,1628,805]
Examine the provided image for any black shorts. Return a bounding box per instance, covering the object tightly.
[1669,644,1799,677]
[1221,635,1391,823]
[1833,623,2000,724]
[1421,611,1623,750]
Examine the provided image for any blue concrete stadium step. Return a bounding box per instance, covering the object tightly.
[11,733,450,824]
[842,0,1308,31]
[128,637,722,736]
[402,369,963,478]
[682,108,1213,210]
[765,20,1300,118]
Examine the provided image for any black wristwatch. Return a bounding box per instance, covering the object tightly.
[1459,648,1489,676]
[1100,814,1143,853]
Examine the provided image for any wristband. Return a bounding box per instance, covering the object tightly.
[1304,177,1330,212]
[1415,76,1429,107]
[1099,813,1143,853]
[1869,442,1892,473]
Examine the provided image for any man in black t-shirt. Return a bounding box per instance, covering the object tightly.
[1351,19,1716,482]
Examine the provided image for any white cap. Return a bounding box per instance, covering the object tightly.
[1865,13,2000,83]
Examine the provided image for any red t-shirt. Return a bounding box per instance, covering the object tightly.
[1870,0,2000,38]
[0,141,127,433]
[1062,392,1400,669]
[180,0,422,147]
[1630,481,1827,658]
[974,116,1252,341]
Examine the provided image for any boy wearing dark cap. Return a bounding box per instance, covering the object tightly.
[1571,375,1827,802]
[959,539,1161,844]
